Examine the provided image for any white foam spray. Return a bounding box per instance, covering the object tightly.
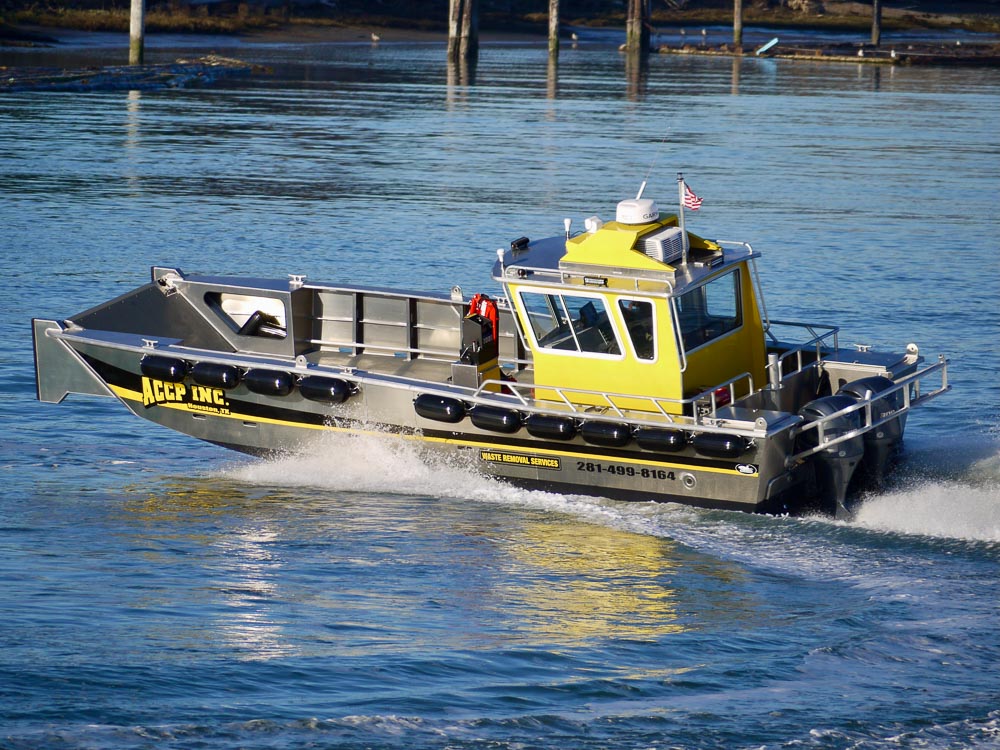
[851,482,1000,542]
[216,431,694,536]
[219,432,1000,547]
[848,441,1000,543]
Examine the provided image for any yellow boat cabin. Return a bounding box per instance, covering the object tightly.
[493,196,768,416]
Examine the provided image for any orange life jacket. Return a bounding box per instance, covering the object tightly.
[467,293,498,342]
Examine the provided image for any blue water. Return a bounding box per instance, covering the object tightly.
[2,29,1000,749]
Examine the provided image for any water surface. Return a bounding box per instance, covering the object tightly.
[1,31,999,750]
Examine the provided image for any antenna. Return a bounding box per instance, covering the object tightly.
[636,131,672,200]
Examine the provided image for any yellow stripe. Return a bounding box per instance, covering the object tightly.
[420,434,751,477]
[111,384,751,477]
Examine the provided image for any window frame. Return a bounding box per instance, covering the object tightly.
[673,269,743,354]
[616,296,658,363]
[516,288,625,360]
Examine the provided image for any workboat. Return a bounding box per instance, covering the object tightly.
[33,178,950,517]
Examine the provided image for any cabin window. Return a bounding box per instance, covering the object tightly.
[618,299,655,360]
[675,270,741,351]
[205,292,287,339]
[519,291,621,356]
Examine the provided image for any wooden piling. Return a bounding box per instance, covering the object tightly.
[548,0,559,58]
[871,0,883,47]
[625,0,649,54]
[129,0,145,65]
[447,0,460,61]
[447,0,478,62]
[733,0,743,49]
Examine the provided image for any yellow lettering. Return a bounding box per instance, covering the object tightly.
[212,389,226,406]
[142,377,155,406]
[153,380,165,403]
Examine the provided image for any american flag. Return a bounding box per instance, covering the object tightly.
[683,183,703,211]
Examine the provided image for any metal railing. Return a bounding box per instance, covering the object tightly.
[470,370,759,435]
[786,356,950,466]
[765,320,841,381]
[498,263,676,295]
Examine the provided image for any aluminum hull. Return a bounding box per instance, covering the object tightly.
[32,260,948,516]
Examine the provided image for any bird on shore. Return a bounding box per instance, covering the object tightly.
[371,32,381,43]
[571,32,579,43]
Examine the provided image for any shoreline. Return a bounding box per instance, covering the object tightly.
[2,1,999,49]
[3,10,999,72]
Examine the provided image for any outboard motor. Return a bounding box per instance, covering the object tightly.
[837,375,904,491]
[798,395,865,519]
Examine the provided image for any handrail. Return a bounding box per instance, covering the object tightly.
[785,356,949,466]
[765,320,840,380]
[306,337,456,360]
[498,264,675,295]
[750,257,770,334]
[668,295,688,374]
[472,370,757,431]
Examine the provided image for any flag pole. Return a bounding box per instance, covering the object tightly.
[677,172,689,267]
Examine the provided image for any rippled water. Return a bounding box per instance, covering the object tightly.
[2,29,999,749]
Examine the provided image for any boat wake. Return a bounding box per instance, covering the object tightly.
[219,431,1000,548]
[849,439,1000,543]
[850,482,1000,542]
[219,431,502,500]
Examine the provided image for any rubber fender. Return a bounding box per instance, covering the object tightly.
[140,355,187,383]
[635,427,687,453]
[470,405,522,434]
[580,421,631,448]
[191,362,241,389]
[244,368,294,397]
[414,394,466,424]
[299,376,351,405]
[692,433,746,459]
[525,414,577,441]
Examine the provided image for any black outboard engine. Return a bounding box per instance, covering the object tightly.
[837,375,904,491]
[798,395,865,518]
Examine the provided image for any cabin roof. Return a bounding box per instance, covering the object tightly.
[492,218,758,296]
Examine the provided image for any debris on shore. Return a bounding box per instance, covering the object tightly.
[659,40,1000,67]
[0,54,267,92]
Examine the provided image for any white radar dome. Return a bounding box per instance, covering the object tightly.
[616,198,659,225]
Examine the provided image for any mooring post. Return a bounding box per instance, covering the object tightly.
[448,0,478,62]
[447,0,461,61]
[733,0,743,49]
[871,0,882,47]
[625,0,649,54]
[129,0,145,65]
[460,0,478,61]
[548,0,560,58]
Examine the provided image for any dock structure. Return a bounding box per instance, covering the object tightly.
[660,41,1000,67]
